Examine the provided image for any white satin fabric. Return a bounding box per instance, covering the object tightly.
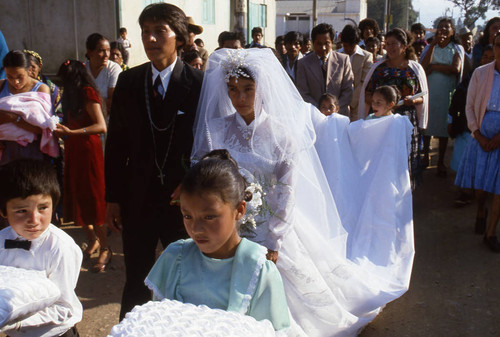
[192,48,415,337]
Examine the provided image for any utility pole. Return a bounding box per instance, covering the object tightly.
[384,0,392,32]
[312,0,318,28]
[234,0,248,44]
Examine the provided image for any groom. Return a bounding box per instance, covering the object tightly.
[105,3,203,319]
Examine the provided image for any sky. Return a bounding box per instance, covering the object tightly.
[412,0,499,28]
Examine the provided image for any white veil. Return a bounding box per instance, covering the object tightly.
[191,48,414,337]
[192,48,317,164]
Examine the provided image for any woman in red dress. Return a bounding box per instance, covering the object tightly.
[55,60,110,273]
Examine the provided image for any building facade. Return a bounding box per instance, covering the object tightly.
[0,0,276,74]
[276,0,367,38]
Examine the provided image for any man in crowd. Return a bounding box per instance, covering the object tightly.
[338,24,373,120]
[245,27,264,48]
[105,2,203,320]
[297,23,354,116]
[281,31,304,85]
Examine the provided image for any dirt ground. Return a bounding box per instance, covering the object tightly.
[4,141,500,337]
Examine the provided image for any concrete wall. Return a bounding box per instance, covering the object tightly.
[1,0,276,72]
[0,0,116,75]
[275,0,366,37]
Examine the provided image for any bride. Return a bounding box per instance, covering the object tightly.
[192,48,414,337]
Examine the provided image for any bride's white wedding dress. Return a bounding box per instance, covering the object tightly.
[192,48,415,337]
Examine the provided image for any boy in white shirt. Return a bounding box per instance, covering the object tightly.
[0,159,83,337]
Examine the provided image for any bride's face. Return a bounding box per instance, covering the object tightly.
[228,77,256,125]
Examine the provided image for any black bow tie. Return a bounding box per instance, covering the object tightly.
[5,239,31,251]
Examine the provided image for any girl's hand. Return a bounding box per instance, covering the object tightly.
[54,123,72,137]
[475,132,490,152]
[266,249,279,264]
[487,133,500,151]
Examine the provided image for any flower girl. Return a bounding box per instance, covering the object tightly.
[145,150,290,331]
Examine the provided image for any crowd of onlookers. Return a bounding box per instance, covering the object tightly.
[0,14,499,258]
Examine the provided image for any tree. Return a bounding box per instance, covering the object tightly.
[367,0,419,32]
[448,0,500,28]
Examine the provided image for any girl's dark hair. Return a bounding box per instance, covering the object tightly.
[0,159,60,215]
[110,41,126,58]
[374,85,401,106]
[436,17,458,44]
[3,50,30,69]
[139,3,189,50]
[318,93,339,108]
[86,33,109,53]
[479,17,500,46]
[358,18,380,37]
[386,28,415,60]
[57,60,100,118]
[181,149,251,207]
[228,67,254,82]
[183,50,202,64]
[24,50,42,68]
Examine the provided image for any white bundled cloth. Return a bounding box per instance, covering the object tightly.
[191,48,415,337]
[108,299,281,337]
[0,265,61,329]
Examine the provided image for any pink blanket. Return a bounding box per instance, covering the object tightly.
[0,92,59,159]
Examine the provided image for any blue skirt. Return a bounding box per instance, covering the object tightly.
[455,111,500,194]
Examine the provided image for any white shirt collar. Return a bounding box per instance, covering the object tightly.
[151,58,177,98]
[316,51,331,61]
[6,225,51,255]
[339,45,364,60]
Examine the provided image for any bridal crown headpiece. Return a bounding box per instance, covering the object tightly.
[221,49,254,83]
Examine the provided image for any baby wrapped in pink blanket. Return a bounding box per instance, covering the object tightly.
[0,92,59,159]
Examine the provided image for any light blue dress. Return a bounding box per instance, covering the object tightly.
[455,70,500,194]
[425,43,459,137]
[145,238,290,331]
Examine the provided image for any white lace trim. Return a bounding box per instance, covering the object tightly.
[144,277,165,301]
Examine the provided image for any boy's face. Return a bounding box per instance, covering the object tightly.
[141,19,182,69]
[319,97,338,116]
[2,194,52,240]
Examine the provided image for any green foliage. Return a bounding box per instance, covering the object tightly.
[448,0,500,29]
[367,0,419,32]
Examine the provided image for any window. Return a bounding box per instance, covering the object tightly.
[202,0,215,25]
[248,3,267,41]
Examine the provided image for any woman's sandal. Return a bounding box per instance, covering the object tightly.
[475,209,488,235]
[91,247,112,273]
[83,239,100,260]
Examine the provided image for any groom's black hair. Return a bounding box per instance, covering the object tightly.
[139,3,189,50]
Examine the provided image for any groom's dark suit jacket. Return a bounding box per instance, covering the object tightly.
[105,59,203,221]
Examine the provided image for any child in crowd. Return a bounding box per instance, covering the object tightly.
[366,85,400,119]
[145,150,290,332]
[0,159,82,336]
[318,93,339,116]
[117,27,131,64]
